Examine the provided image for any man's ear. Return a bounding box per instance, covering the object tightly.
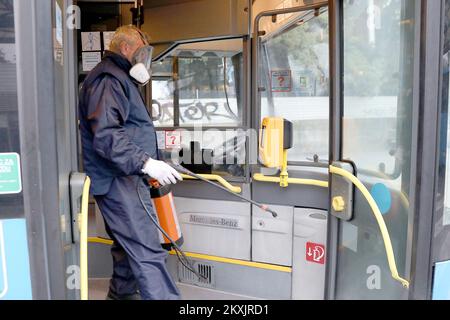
[119,41,129,57]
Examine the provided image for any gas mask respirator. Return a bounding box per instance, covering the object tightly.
[130,45,154,86]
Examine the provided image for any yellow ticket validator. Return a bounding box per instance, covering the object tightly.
[259,117,293,169]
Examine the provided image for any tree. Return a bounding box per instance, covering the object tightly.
[265,11,330,97]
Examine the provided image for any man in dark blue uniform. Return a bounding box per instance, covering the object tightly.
[78,26,182,300]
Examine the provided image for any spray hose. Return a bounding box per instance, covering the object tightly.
[136,178,208,282]
[136,165,278,281]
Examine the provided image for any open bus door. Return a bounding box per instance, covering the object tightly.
[325,0,447,300]
[253,0,448,300]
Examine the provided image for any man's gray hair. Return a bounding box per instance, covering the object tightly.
[109,25,150,54]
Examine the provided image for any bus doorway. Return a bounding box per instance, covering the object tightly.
[0,0,449,301]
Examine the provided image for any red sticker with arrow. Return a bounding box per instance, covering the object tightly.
[306,242,326,265]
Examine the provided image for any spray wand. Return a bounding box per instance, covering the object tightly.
[170,164,278,218]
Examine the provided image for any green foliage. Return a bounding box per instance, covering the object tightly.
[263,0,414,97]
[444,0,450,53]
[342,0,403,96]
[269,13,329,76]
[267,12,329,86]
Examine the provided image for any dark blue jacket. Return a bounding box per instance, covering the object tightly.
[78,51,158,196]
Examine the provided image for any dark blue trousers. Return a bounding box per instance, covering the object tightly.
[95,176,181,300]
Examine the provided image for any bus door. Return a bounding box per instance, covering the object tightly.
[253,0,440,301]
[0,0,82,299]
[325,0,437,300]
[253,1,330,300]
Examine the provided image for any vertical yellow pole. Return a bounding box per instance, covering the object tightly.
[280,150,289,188]
[79,177,91,301]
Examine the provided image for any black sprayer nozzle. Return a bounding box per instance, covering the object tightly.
[171,164,278,218]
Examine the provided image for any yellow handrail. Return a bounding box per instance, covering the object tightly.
[329,165,410,288]
[87,237,291,273]
[78,176,91,301]
[88,237,113,246]
[253,173,329,188]
[89,166,409,288]
[181,174,242,194]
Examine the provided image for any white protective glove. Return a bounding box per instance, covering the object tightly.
[142,158,183,186]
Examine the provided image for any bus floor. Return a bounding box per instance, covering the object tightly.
[88,279,258,300]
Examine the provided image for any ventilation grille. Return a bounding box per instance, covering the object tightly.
[178,260,215,289]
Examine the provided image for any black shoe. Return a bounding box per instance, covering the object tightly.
[106,290,141,300]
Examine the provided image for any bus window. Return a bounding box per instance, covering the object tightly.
[151,58,175,127]
[439,0,450,228]
[259,9,329,164]
[338,0,418,300]
[151,38,244,128]
[151,39,247,178]
[434,0,450,267]
[152,79,175,127]
[0,0,24,219]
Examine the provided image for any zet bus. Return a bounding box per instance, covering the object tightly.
[0,0,450,302]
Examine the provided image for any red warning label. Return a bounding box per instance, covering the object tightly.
[306,242,326,265]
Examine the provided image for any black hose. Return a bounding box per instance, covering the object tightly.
[136,178,207,281]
